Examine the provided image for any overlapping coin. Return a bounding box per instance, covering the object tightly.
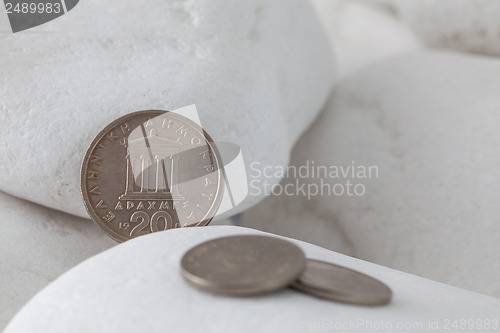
[81,110,224,242]
[181,235,306,296]
[181,235,392,306]
[291,259,392,305]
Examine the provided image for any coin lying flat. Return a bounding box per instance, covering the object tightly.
[81,110,224,242]
[291,259,392,306]
[181,235,306,296]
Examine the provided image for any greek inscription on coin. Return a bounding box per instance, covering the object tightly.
[81,110,224,242]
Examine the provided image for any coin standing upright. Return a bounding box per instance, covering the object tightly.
[81,110,224,242]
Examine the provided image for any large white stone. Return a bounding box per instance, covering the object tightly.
[0,0,334,218]
[244,51,500,297]
[5,226,500,333]
[311,0,420,79]
[242,0,420,253]
[242,176,355,256]
[0,191,116,330]
[388,0,500,56]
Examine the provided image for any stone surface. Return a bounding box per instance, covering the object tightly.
[243,181,355,256]
[388,0,500,56]
[0,191,116,331]
[244,51,500,298]
[0,0,334,218]
[0,7,10,32]
[311,0,420,79]
[5,226,500,333]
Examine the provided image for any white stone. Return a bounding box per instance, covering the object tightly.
[245,51,500,297]
[388,0,500,56]
[5,226,500,333]
[243,181,355,256]
[0,191,116,330]
[0,0,334,218]
[311,0,420,79]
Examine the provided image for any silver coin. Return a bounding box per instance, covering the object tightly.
[81,110,224,242]
[181,235,306,296]
[291,259,392,306]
